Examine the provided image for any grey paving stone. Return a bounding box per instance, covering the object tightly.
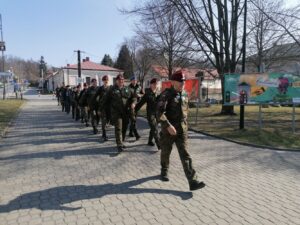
[0,90,299,225]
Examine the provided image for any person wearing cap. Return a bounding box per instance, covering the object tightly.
[59,83,66,112]
[156,70,205,191]
[93,75,111,141]
[128,76,142,140]
[70,86,77,120]
[65,85,71,114]
[74,84,82,121]
[78,83,90,126]
[102,74,137,153]
[86,78,100,134]
[135,78,161,150]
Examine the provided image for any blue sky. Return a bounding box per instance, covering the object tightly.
[1,0,298,68]
[1,0,138,67]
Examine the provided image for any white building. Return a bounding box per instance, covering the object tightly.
[48,57,123,89]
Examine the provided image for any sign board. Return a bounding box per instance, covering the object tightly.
[0,41,5,51]
[224,73,300,105]
[0,72,11,78]
[161,79,199,101]
[292,97,300,104]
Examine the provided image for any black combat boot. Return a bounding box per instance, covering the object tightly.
[129,131,134,137]
[189,180,205,191]
[147,141,155,146]
[134,129,140,141]
[160,170,169,182]
[156,143,161,151]
[93,126,98,134]
[117,146,124,153]
[102,130,108,141]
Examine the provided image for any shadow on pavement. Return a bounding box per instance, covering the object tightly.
[0,145,158,161]
[0,175,193,213]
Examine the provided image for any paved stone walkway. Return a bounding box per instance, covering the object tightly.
[0,89,300,225]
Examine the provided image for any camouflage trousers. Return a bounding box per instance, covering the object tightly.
[99,111,108,137]
[113,115,129,147]
[147,114,159,145]
[129,109,139,138]
[80,107,90,123]
[160,125,197,183]
[90,108,99,128]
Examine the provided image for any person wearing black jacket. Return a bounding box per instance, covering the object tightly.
[135,78,160,150]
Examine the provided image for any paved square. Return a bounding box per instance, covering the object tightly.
[0,90,299,225]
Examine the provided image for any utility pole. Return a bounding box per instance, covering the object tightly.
[240,0,247,130]
[0,14,6,99]
[74,50,84,84]
[39,56,46,94]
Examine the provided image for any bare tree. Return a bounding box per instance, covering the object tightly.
[247,0,300,72]
[123,0,195,79]
[166,0,248,114]
[125,37,154,88]
[249,0,300,47]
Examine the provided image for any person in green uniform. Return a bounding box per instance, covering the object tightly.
[93,75,111,141]
[74,84,81,121]
[86,78,99,134]
[102,74,137,153]
[135,78,161,150]
[156,70,205,191]
[128,76,142,140]
[78,83,90,127]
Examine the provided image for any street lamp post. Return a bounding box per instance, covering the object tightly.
[0,14,6,100]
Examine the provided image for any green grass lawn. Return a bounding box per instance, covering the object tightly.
[0,100,24,135]
[138,104,300,150]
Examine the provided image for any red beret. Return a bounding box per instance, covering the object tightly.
[116,74,124,80]
[91,78,97,83]
[171,70,185,82]
[102,75,108,81]
[150,78,157,84]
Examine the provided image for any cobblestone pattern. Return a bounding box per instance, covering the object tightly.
[0,92,299,225]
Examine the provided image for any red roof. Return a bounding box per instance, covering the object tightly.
[151,65,218,80]
[64,58,122,72]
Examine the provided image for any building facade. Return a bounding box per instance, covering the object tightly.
[49,57,123,89]
[142,65,222,100]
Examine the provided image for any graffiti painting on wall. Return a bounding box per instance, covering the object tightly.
[224,73,300,105]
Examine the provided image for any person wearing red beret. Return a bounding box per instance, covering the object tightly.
[156,70,205,191]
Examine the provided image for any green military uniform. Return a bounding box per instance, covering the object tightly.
[128,83,142,139]
[78,88,90,126]
[135,87,160,149]
[157,84,205,190]
[94,84,111,140]
[103,84,136,151]
[74,88,81,121]
[86,85,99,133]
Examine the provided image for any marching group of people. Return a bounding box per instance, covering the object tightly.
[55,71,205,191]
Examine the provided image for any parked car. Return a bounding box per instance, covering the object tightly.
[206,98,220,104]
